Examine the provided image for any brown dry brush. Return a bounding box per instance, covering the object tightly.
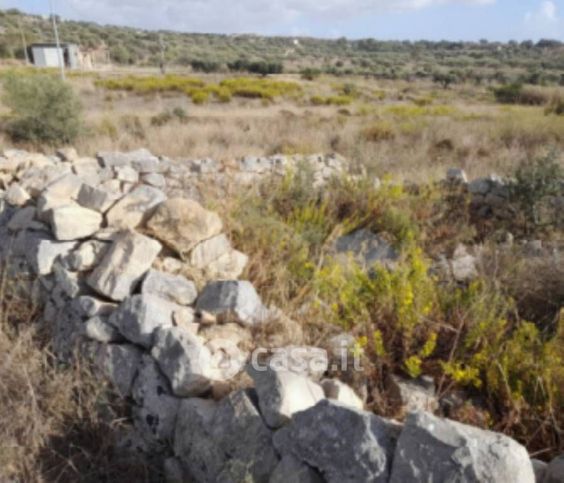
[0,264,159,483]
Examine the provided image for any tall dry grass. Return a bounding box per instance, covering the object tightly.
[0,265,160,482]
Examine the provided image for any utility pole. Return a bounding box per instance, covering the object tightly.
[159,34,166,75]
[49,0,65,81]
[17,19,30,65]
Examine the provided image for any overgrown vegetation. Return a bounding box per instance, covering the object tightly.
[1,73,82,144]
[229,161,563,458]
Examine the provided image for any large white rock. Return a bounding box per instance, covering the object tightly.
[249,365,325,429]
[189,234,232,269]
[109,294,176,348]
[29,239,78,275]
[5,183,30,206]
[146,197,223,258]
[389,411,535,483]
[87,231,162,301]
[106,185,166,229]
[195,280,269,326]
[141,269,197,306]
[151,327,213,397]
[273,399,399,483]
[77,183,118,213]
[50,205,103,241]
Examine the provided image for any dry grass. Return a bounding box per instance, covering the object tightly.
[0,266,160,482]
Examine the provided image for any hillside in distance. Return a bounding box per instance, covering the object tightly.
[1,7,564,83]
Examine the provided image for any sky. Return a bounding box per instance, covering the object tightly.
[3,0,564,41]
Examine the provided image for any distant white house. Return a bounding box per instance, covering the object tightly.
[29,43,81,69]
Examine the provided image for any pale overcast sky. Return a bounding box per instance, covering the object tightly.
[4,0,564,40]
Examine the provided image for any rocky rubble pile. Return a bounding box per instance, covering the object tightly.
[0,148,557,482]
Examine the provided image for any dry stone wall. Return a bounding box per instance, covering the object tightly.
[0,148,549,482]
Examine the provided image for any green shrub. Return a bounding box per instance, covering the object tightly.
[1,73,82,144]
[493,83,523,104]
[509,151,563,228]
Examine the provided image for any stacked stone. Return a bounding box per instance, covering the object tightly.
[0,149,546,483]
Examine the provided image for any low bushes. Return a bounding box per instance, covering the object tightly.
[230,169,563,456]
[1,73,82,144]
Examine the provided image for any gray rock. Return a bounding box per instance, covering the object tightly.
[53,262,85,298]
[164,458,184,483]
[151,327,213,397]
[174,390,279,483]
[50,205,103,241]
[189,234,232,269]
[96,343,143,397]
[142,269,198,306]
[531,459,547,483]
[106,185,167,229]
[142,173,166,188]
[77,183,118,213]
[73,295,117,318]
[64,239,110,271]
[389,411,535,483]
[249,365,325,429]
[469,177,493,195]
[545,455,564,483]
[87,231,162,301]
[131,355,180,442]
[451,244,478,282]
[447,168,468,184]
[29,239,78,275]
[7,206,39,231]
[115,165,140,183]
[333,229,398,270]
[84,316,123,343]
[274,399,399,483]
[269,455,324,483]
[109,294,177,348]
[196,280,269,326]
[389,375,438,414]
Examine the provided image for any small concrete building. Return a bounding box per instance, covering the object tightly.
[29,43,81,69]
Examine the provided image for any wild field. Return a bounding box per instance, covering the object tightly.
[2,67,564,183]
[0,63,563,481]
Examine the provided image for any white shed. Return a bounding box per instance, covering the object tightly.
[29,43,81,69]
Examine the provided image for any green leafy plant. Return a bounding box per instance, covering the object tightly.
[1,73,82,144]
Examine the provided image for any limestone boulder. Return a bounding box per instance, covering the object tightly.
[273,399,399,483]
[142,269,197,306]
[389,411,535,483]
[146,198,222,258]
[77,183,119,213]
[109,294,177,348]
[87,231,162,301]
[106,185,167,229]
[151,327,213,397]
[84,315,123,343]
[333,229,398,271]
[50,205,103,241]
[249,365,325,429]
[196,280,269,326]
